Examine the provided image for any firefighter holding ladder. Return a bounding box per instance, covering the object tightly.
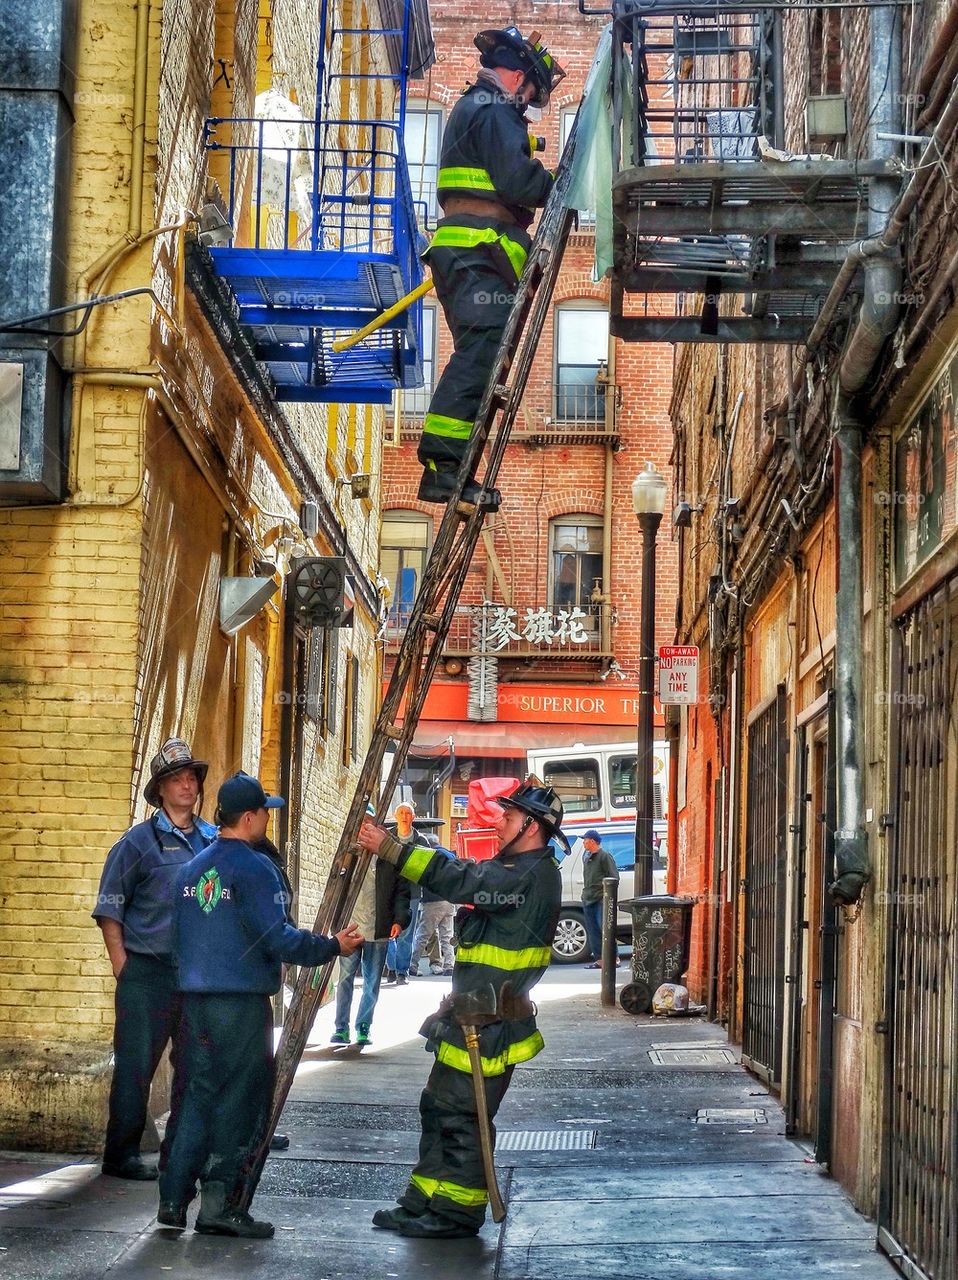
[357,780,566,1238]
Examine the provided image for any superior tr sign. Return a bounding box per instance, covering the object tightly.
[658,645,699,705]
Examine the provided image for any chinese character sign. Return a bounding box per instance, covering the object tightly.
[483,604,592,651]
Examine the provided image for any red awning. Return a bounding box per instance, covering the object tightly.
[410,720,636,759]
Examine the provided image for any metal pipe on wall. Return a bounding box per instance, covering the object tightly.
[828,3,902,904]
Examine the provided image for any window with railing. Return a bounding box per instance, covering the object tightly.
[381,510,431,627]
[402,304,436,416]
[549,515,603,631]
[561,109,595,226]
[554,306,608,423]
[403,101,443,226]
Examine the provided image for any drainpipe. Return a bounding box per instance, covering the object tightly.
[601,332,617,655]
[828,7,901,905]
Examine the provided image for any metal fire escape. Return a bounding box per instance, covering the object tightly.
[605,0,898,343]
[202,0,432,402]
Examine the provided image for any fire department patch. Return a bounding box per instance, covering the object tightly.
[196,868,222,914]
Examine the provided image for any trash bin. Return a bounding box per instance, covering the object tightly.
[618,895,694,1015]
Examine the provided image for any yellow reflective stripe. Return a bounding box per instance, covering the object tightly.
[423,412,473,440]
[438,165,495,191]
[456,942,551,971]
[436,1029,545,1077]
[430,224,528,280]
[410,1172,489,1207]
[401,845,434,883]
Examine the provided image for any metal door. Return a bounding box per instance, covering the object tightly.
[742,685,789,1086]
[879,584,958,1280]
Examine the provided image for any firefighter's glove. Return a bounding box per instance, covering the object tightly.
[358,817,404,865]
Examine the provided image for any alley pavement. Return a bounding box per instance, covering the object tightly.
[0,967,898,1280]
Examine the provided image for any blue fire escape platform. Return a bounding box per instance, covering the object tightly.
[207,245,421,403]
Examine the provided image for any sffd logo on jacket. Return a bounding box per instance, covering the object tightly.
[196,868,222,914]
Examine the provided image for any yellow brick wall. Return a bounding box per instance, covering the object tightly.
[0,0,391,1149]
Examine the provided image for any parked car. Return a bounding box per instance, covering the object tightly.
[549,820,667,964]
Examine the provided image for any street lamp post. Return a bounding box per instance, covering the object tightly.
[632,462,667,897]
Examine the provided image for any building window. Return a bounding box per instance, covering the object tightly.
[404,304,436,417]
[381,510,431,626]
[403,102,443,225]
[549,515,603,627]
[554,306,609,422]
[560,110,594,226]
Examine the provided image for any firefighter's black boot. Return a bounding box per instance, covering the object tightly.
[372,1205,423,1232]
[194,1181,274,1239]
[417,463,501,511]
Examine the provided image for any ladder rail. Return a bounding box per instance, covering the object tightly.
[237,112,582,1210]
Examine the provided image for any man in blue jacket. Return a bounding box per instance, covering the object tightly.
[93,738,216,1180]
[158,772,363,1237]
[416,26,565,509]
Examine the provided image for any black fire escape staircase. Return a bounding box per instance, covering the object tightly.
[606,0,899,343]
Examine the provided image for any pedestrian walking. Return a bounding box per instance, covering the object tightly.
[93,738,215,1180]
[158,772,363,1237]
[357,780,565,1238]
[408,867,456,977]
[416,26,564,509]
[382,801,423,985]
[331,844,411,1046]
[580,829,619,968]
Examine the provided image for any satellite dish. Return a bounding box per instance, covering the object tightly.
[219,576,279,636]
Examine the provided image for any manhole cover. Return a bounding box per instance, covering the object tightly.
[647,1048,737,1066]
[695,1108,767,1124]
[497,1129,597,1152]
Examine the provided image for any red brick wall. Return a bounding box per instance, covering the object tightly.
[385,3,677,710]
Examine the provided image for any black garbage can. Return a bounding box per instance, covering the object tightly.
[618,895,694,1015]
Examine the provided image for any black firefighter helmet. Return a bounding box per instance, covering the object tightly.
[500,777,570,853]
[474,26,566,107]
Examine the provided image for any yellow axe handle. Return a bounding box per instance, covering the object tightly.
[330,278,435,353]
[463,1026,507,1223]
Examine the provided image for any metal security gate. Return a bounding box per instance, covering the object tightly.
[879,583,958,1280]
[742,686,789,1086]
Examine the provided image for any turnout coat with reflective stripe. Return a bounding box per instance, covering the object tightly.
[436,83,553,228]
[395,843,562,1075]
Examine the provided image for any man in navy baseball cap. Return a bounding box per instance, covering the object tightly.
[214,772,285,822]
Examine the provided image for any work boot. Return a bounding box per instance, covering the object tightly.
[156,1200,187,1230]
[397,1208,480,1239]
[395,973,408,986]
[372,1205,423,1232]
[417,467,501,511]
[383,968,397,984]
[194,1181,274,1239]
[102,1155,158,1181]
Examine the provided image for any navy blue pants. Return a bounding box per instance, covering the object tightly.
[104,952,185,1169]
[583,900,604,963]
[158,993,273,1209]
[399,1059,514,1229]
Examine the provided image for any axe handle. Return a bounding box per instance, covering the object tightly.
[462,1026,507,1223]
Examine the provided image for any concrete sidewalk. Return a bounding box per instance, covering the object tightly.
[0,968,898,1279]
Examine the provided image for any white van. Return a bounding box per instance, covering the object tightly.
[549,819,668,963]
[527,740,668,824]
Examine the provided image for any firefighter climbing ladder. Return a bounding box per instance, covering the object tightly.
[240,125,578,1206]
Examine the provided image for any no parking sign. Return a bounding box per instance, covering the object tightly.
[658,645,699,705]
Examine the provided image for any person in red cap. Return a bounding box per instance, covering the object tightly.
[93,738,216,1181]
